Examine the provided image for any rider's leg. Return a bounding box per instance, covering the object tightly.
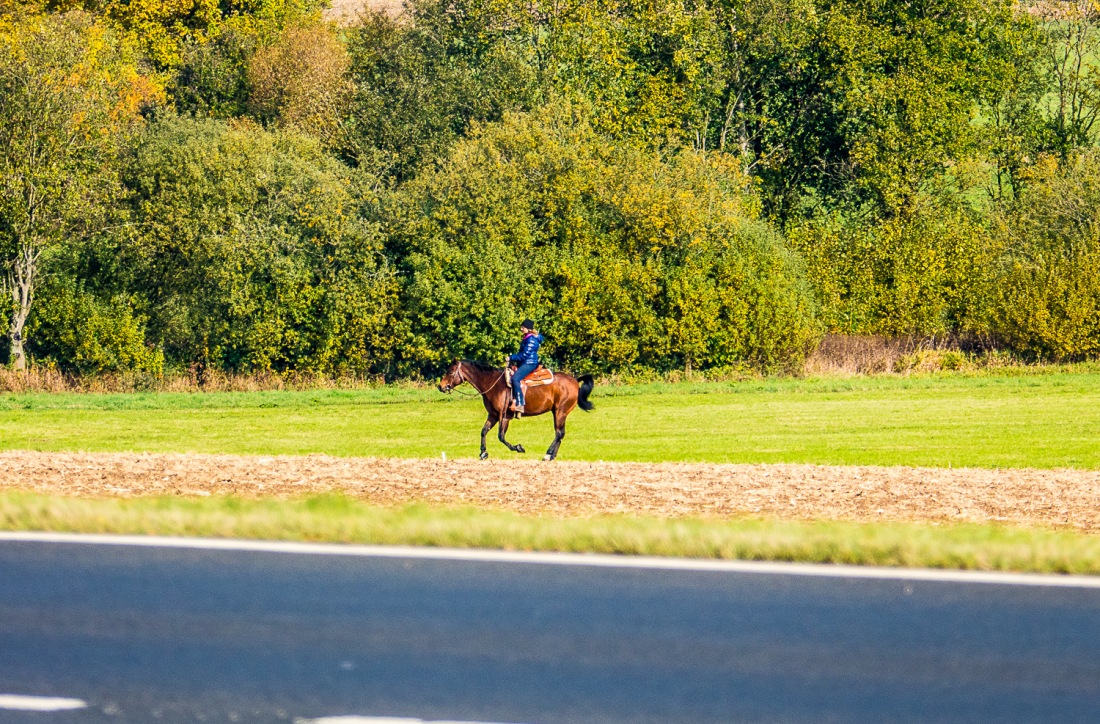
[512,362,538,409]
[510,375,522,409]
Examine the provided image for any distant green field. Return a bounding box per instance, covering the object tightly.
[1,369,1099,468]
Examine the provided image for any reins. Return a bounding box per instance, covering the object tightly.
[453,362,506,398]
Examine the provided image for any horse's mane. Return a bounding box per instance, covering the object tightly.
[461,359,501,373]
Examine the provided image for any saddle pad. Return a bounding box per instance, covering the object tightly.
[524,367,555,386]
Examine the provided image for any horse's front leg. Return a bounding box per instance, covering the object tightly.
[498,416,526,454]
[480,416,498,460]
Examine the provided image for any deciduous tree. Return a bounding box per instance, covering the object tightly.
[0,11,158,368]
[249,23,354,147]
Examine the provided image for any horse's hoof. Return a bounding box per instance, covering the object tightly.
[542,454,553,461]
[479,451,488,460]
[515,444,526,454]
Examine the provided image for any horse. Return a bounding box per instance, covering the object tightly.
[437,360,594,461]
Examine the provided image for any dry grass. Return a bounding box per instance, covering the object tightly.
[803,333,1020,376]
[0,366,392,394]
[805,334,944,375]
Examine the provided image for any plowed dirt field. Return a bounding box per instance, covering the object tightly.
[4,451,1100,531]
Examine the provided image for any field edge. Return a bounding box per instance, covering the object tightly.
[3,491,1099,576]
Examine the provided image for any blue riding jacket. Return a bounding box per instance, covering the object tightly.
[510,332,544,366]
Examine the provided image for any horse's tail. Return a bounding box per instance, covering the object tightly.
[576,374,595,412]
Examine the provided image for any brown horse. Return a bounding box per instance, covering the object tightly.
[437,360,594,460]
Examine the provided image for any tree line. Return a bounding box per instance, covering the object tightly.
[3,0,1100,379]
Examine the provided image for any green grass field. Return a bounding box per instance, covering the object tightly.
[6,369,1100,572]
[1,369,1099,468]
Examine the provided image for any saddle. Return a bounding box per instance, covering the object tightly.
[506,364,554,413]
[517,364,554,387]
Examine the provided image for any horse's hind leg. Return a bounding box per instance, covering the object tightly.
[544,408,569,461]
[498,416,525,454]
[480,415,499,460]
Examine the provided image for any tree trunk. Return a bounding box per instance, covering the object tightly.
[9,330,25,371]
[8,250,34,372]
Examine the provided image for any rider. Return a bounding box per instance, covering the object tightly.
[509,319,543,413]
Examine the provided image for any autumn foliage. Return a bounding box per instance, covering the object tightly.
[4,0,1100,377]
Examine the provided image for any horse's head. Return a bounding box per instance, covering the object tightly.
[437,360,464,393]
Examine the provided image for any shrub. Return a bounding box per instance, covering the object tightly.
[787,204,995,337]
[386,102,820,375]
[119,114,401,375]
[27,277,163,375]
[991,153,1100,359]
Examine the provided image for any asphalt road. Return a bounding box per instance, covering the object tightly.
[1,536,1100,723]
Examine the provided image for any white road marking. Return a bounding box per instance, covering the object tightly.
[296,718,520,724]
[0,694,87,711]
[2,531,1100,588]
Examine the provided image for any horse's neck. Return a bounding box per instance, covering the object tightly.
[463,364,501,390]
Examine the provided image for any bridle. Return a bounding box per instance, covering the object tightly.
[447,361,506,398]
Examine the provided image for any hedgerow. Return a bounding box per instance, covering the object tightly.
[5,0,1100,377]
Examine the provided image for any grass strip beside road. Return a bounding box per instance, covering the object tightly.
[3,491,1100,575]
